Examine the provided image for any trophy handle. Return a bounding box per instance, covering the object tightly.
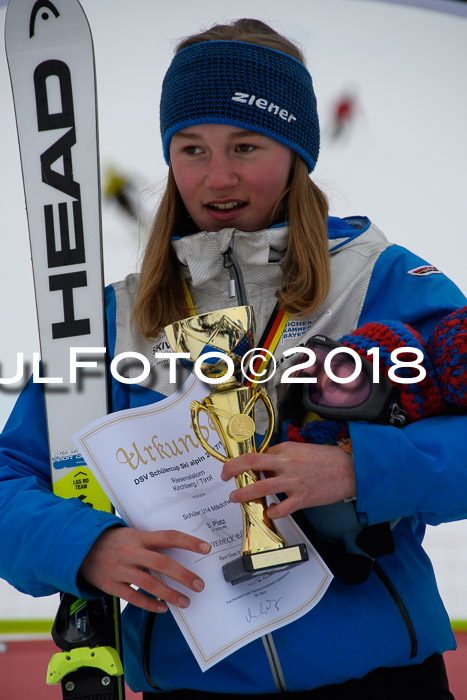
[190,400,228,463]
[254,389,275,454]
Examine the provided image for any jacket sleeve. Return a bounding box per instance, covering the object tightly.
[350,243,467,526]
[350,415,467,525]
[0,285,126,598]
[0,378,124,597]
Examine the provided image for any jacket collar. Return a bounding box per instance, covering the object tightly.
[171,226,289,289]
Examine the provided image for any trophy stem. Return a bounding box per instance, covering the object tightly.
[235,472,286,556]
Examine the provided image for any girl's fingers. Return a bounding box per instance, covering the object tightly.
[141,529,211,555]
[137,549,206,594]
[115,583,169,614]
[133,569,196,608]
[228,476,282,503]
[221,453,279,481]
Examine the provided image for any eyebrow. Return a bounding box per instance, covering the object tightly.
[171,131,201,140]
[172,129,266,140]
[233,130,267,139]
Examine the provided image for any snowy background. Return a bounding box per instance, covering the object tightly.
[0,0,466,628]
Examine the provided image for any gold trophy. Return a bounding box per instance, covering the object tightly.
[165,306,308,585]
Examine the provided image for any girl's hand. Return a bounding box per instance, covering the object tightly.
[221,442,356,519]
[79,527,211,613]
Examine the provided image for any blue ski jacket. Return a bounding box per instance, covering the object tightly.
[1,216,466,693]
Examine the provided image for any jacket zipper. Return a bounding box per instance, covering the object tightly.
[224,240,288,691]
[223,238,248,305]
[262,633,288,692]
[143,246,287,693]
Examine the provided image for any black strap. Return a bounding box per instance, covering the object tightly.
[143,612,159,691]
[374,562,418,659]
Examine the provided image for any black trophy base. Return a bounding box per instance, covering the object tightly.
[222,543,309,585]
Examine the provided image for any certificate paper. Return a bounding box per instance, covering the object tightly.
[73,376,333,671]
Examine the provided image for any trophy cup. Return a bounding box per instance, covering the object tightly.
[164,306,308,585]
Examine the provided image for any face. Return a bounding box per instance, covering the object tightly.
[169,124,294,232]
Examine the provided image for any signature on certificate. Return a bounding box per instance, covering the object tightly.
[245,598,284,623]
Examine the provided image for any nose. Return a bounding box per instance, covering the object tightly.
[204,152,239,190]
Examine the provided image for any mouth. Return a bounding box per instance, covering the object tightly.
[205,200,247,213]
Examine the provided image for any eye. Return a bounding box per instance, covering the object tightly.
[235,144,256,153]
[183,145,203,155]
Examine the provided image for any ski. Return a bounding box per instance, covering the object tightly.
[4,1,125,697]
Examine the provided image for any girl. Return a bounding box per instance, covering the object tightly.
[1,18,466,699]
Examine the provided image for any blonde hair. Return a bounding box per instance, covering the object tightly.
[133,19,330,339]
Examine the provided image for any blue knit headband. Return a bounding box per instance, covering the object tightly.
[160,40,320,172]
